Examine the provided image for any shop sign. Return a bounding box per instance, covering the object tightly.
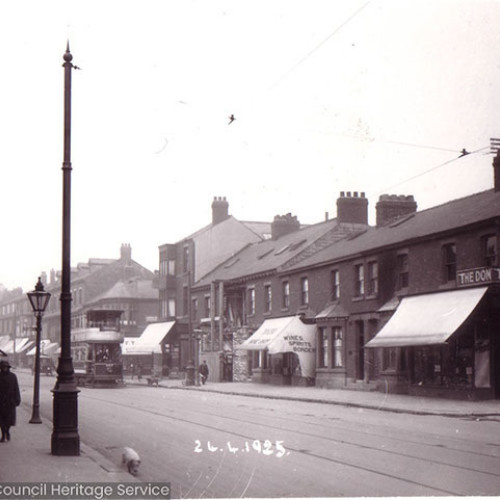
[457,267,500,287]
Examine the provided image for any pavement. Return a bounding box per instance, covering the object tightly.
[2,371,500,485]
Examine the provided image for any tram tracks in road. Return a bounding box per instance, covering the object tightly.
[81,391,500,496]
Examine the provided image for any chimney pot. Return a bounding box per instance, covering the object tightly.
[336,190,368,225]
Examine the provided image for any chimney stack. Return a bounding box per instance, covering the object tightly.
[271,213,301,240]
[376,194,417,226]
[120,243,132,263]
[336,191,368,225]
[211,196,230,225]
[493,151,500,192]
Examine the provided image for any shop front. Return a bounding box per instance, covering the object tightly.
[366,286,500,400]
[240,315,317,386]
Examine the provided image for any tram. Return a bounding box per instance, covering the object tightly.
[71,309,124,387]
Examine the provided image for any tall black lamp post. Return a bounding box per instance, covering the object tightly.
[51,42,80,456]
[27,277,51,424]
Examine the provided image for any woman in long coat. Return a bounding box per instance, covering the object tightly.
[0,359,21,442]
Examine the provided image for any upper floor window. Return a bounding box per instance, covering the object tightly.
[331,270,340,300]
[397,253,409,289]
[367,261,378,296]
[442,243,457,282]
[282,281,290,309]
[354,264,364,297]
[182,286,189,316]
[248,288,256,315]
[182,245,189,273]
[300,277,309,306]
[264,284,272,313]
[191,297,198,320]
[483,235,497,266]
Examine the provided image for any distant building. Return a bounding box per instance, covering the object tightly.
[156,196,271,375]
[0,244,158,366]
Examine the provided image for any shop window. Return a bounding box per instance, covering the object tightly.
[383,348,397,371]
[332,327,343,368]
[397,253,409,289]
[367,261,378,296]
[354,264,364,297]
[264,284,272,313]
[204,295,211,317]
[483,235,497,266]
[331,270,340,300]
[300,277,309,306]
[282,281,290,309]
[442,243,457,282]
[318,328,328,368]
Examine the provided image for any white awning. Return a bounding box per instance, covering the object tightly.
[2,338,33,354]
[240,316,317,378]
[366,287,488,348]
[126,322,175,355]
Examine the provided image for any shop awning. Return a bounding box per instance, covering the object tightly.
[2,338,34,354]
[240,316,317,378]
[126,321,175,355]
[366,287,488,348]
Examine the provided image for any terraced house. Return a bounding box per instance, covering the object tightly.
[189,153,500,400]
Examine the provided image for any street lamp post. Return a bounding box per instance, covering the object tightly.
[51,42,80,456]
[27,277,51,424]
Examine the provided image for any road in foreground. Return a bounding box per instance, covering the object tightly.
[18,372,500,498]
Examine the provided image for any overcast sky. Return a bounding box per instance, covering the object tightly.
[1,0,500,292]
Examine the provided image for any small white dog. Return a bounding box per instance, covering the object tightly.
[122,447,141,476]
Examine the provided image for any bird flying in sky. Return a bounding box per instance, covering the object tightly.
[228,114,236,125]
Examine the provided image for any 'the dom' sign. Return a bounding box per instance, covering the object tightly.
[457,267,500,287]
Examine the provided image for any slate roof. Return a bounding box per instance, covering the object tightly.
[285,188,500,272]
[87,278,158,304]
[193,218,367,288]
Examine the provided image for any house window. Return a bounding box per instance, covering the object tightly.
[332,327,343,368]
[483,235,497,266]
[248,288,256,315]
[318,328,328,368]
[182,245,189,273]
[397,253,409,289]
[300,277,309,306]
[367,261,378,296]
[442,243,457,282]
[264,284,272,313]
[167,298,176,318]
[167,260,176,276]
[354,264,364,297]
[282,281,290,309]
[331,270,340,300]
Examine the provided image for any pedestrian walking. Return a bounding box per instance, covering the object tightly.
[198,360,209,385]
[0,360,21,442]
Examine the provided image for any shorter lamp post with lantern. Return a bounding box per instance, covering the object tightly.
[27,277,51,424]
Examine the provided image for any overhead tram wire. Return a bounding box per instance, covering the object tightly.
[377,145,490,195]
[269,1,371,90]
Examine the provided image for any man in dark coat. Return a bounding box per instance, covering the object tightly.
[198,360,209,385]
[0,359,21,442]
